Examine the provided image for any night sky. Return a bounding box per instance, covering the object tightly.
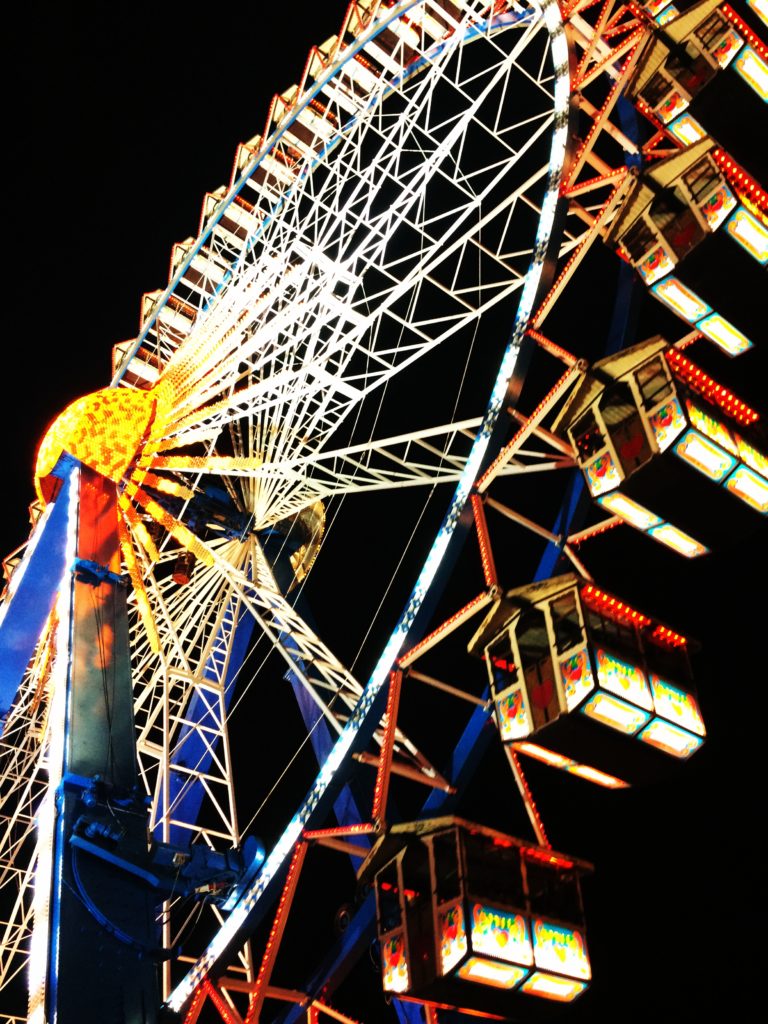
[3,3,766,1022]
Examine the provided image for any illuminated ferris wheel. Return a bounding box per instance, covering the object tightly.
[0,1,766,1022]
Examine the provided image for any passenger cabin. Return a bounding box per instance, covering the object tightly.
[467,574,706,787]
[552,336,768,554]
[360,818,592,1016]
[604,142,763,357]
[627,0,766,166]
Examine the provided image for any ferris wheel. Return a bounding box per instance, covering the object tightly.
[1,1,766,1022]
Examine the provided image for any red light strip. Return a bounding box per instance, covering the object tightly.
[722,4,768,59]
[562,168,631,197]
[371,670,403,825]
[580,583,652,627]
[183,983,208,1024]
[562,0,603,18]
[309,1000,363,1024]
[711,148,768,215]
[665,348,760,425]
[303,823,378,839]
[526,328,579,366]
[204,979,243,1024]
[633,95,666,133]
[534,170,631,326]
[471,494,498,588]
[398,591,492,668]
[650,624,688,648]
[568,516,623,546]
[245,842,309,1024]
[521,845,575,870]
[573,48,643,166]
[477,366,578,491]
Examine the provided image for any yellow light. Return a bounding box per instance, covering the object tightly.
[643,0,672,14]
[735,436,768,479]
[725,466,768,512]
[597,492,662,530]
[657,90,689,124]
[637,244,675,286]
[749,0,768,30]
[584,452,621,496]
[646,523,709,557]
[513,742,572,768]
[712,28,745,68]
[581,693,651,735]
[514,743,630,788]
[674,430,737,481]
[734,46,768,101]
[701,185,738,231]
[667,114,706,145]
[686,404,738,456]
[595,649,653,711]
[566,764,629,789]
[34,388,156,503]
[726,207,768,265]
[638,719,704,758]
[651,278,710,322]
[457,957,529,989]
[520,973,587,1002]
[696,312,753,356]
[650,676,706,737]
[655,5,679,26]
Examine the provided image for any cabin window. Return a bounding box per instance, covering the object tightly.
[550,592,583,654]
[684,157,720,204]
[433,830,462,904]
[622,217,658,262]
[636,357,672,410]
[600,383,651,474]
[464,831,525,910]
[517,608,559,728]
[572,409,605,462]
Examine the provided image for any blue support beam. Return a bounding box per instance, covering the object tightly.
[0,460,76,727]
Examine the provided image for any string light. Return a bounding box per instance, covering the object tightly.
[580,584,652,627]
[665,348,760,425]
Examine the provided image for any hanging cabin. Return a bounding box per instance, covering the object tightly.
[626,0,766,178]
[603,140,764,358]
[467,573,706,787]
[551,336,768,555]
[360,818,593,1017]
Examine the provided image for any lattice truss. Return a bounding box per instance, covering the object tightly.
[2,0,764,1016]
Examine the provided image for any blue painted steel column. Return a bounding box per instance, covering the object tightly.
[0,460,76,727]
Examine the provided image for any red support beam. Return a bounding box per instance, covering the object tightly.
[245,841,309,1023]
[470,494,498,589]
[371,669,404,826]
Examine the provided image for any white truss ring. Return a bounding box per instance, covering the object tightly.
[166,0,571,1008]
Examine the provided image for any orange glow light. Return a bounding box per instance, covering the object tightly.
[512,743,629,789]
[664,349,759,424]
[457,958,528,989]
[520,973,587,1002]
[650,624,687,648]
[35,388,156,503]
[580,584,651,628]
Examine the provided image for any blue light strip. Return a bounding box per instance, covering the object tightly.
[166,0,570,1008]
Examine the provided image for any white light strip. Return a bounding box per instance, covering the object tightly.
[27,468,78,1024]
[167,0,570,1008]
